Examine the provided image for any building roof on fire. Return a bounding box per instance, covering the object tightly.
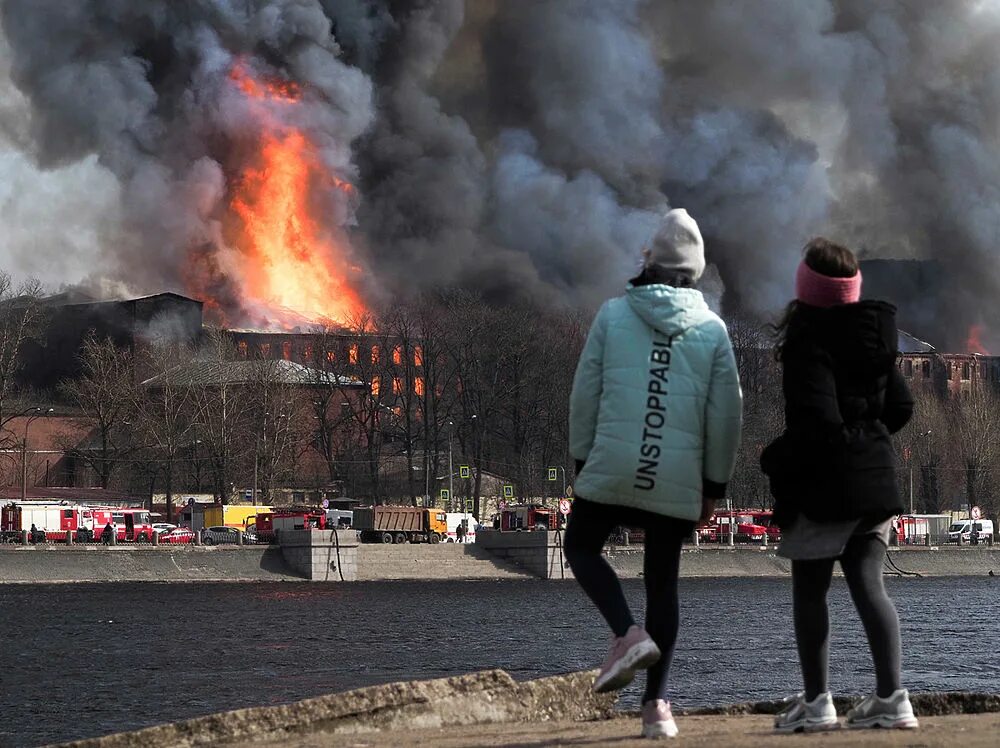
[141,359,365,389]
[898,330,936,354]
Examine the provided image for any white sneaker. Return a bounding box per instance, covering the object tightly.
[773,692,839,733]
[846,689,919,729]
[641,699,678,739]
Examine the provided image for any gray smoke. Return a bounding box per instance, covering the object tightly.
[2,0,1000,344]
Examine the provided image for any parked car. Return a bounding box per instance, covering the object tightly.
[202,525,241,545]
[153,523,177,535]
[159,527,195,544]
[243,526,259,543]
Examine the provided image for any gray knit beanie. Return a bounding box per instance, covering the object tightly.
[644,208,705,283]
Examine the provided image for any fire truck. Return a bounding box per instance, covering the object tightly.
[0,501,155,543]
[500,504,558,531]
[254,508,326,542]
[698,510,770,543]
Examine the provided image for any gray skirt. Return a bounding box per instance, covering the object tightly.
[777,515,893,561]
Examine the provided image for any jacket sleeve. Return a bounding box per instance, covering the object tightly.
[568,303,609,463]
[882,367,914,434]
[703,326,743,499]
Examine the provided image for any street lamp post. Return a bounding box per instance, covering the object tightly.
[906,430,932,516]
[447,420,454,513]
[21,407,53,502]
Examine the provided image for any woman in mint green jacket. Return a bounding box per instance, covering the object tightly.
[566,208,742,740]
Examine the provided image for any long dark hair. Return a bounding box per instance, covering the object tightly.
[771,238,859,360]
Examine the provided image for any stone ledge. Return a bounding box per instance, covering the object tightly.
[56,669,614,748]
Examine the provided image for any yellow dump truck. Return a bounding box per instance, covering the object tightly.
[198,504,272,531]
[354,506,447,544]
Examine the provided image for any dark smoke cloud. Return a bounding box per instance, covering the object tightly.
[2,1,1000,345]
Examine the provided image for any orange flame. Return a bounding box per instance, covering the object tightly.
[201,60,365,328]
[967,324,990,355]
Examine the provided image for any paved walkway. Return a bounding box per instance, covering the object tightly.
[256,713,1000,747]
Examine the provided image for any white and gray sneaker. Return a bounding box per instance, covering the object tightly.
[846,689,919,729]
[773,692,839,733]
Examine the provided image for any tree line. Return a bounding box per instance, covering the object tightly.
[1,270,997,523]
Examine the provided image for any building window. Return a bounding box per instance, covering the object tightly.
[259,343,271,357]
[238,341,248,359]
[962,362,971,381]
[326,350,335,364]
[304,344,313,362]
[371,377,380,396]
[414,377,425,396]
[371,345,380,364]
[414,346,423,367]
[922,361,930,379]
[903,360,913,377]
[393,346,403,365]
[349,344,358,365]
[392,377,402,395]
[282,342,292,360]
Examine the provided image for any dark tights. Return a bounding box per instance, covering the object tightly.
[792,533,902,700]
[564,498,691,704]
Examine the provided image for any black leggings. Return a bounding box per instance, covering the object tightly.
[792,533,902,700]
[564,498,692,704]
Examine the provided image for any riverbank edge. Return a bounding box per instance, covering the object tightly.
[52,669,1000,748]
[1,544,998,584]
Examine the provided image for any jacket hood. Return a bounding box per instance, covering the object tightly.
[788,300,898,374]
[625,282,711,336]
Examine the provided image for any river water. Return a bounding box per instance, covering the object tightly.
[1,577,997,747]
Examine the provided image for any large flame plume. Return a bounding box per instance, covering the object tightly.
[220,61,364,328]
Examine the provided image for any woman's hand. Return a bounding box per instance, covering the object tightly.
[698,498,716,527]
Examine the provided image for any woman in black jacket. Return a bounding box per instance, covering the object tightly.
[762,239,918,733]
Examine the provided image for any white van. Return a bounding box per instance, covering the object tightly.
[443,513,477,543]
[947,519,994,544]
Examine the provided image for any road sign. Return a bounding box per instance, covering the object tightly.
[466,499,474,512]
[459,465,471,479]
[503,484,514,499]
[243,489,252,501]
[187,497,196,507]
[440,488,450,501]
[972,506,982,520]
[321,499,329,509]
[547,468,558,481]
[559,499,571,516]
[565,485,573,498]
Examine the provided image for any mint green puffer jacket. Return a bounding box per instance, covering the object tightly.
[569,283,743,521]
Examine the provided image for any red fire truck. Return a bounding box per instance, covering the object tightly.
[500,505,558,531]
[254,509,326,542]
[1,501,155,543]
[698,510,770,543]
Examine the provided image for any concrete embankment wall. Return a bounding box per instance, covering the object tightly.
[608,546,1000,579]
[0,546,303,583]
[2,537,998,584]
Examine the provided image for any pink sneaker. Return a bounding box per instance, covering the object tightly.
[593,625,661,693]
[641,699,679,739]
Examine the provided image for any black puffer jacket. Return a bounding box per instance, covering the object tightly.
[761,301,914,527]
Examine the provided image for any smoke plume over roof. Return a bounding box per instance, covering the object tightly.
[1,1,999,341]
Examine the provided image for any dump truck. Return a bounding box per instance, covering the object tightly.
[354,506,447,544]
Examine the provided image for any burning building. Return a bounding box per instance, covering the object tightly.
[20,292,203,390]
[896,330,1000,398]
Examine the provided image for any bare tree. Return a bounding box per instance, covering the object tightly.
[947,387,1000,519]
[136,341,198,520]
[59,335,139,489]
[0,273,46,452]
[190,331,252,504]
